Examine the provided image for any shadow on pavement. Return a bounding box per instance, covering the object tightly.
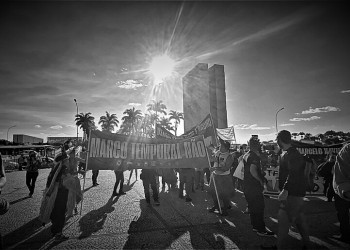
[78,196,120,239]
[9,196,30,205]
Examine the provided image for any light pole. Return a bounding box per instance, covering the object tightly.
[275,107,285,133]
[7,125,16,142]
[74,99,79,143]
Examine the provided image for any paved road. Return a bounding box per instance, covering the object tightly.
[1,169,349,250]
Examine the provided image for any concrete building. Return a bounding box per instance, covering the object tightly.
[13,134,43,144]
[47,136,82,145]
[183,63,228,132]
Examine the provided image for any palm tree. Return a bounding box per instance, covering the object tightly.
[169,110,184,136]
[98,111,119,133]
[121,107,143,135]
[305,133,312,139]
[75,112,95,139]
[159,117,173,132]
[146,100,167,123]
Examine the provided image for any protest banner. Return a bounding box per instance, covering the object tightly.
[156,114,218,161]
[86,130,210,171]
[216,126,236,142]
[155,124,177,140]
[263,141,345,196]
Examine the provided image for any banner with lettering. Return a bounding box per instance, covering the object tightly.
[155,124,177,140]
[216,126,236,141]
[87,130,210,171]
[263,141,344,196]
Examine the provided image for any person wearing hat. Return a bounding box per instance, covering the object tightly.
[243,136,274,237]
[276,130,310,249]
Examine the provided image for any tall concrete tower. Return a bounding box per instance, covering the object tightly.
[183,63,227,132]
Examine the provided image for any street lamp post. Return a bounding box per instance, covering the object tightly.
[7,125,16,142]
[74,99,79,143]
[275,107,285,133]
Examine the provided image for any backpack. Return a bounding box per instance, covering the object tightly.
[303,154,316,192]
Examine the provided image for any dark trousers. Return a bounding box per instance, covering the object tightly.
[50,186,69,235]
[334,194,350,237]
[244,189,266,231]
[92,170,99,185]
[142,177,159,203]
[26,171,39,195]
[324,178,335,201]
[113,171,124,194]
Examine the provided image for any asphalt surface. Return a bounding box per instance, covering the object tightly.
[1,169,349,250]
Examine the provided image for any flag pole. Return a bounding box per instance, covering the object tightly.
[80,129,91,216]
[206,139,222,214]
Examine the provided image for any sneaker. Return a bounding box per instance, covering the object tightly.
[112,192,118,197]
[119,191,126,195]
[185,197,192,202]
[208,206,218,213]
[29,193,33,198]
[252,228,258,232]
[257,230,275,237]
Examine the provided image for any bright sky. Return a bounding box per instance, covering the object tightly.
[0,1,349,144]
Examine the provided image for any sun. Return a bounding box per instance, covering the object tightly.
[149,54,175,83]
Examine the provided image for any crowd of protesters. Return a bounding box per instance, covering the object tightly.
[1,130,350,249]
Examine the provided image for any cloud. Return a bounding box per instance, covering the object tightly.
[298,106,340,114]
[116,80,143,90]
[290,116,321,122]
[234,124,271,130]
[66,125,76,128]
[341,90,350,93]
[34,125,41,128]
[50,125,63,130]
[280,123,295,127]
[128,103,141,106]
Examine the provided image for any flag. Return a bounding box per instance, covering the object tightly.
[216,126,236,141]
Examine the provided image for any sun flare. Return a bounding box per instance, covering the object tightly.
[149,54,175,83]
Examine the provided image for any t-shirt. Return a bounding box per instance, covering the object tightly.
[27,160,40,172]
[279,146,306,197]
[243,151,264,192]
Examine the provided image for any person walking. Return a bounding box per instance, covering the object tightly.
[332,143,350,243]
[140,168,160,206]
[243,136,274,236]
[112,167,126,196]
[276,130,310,249]
[26,152,41,197]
